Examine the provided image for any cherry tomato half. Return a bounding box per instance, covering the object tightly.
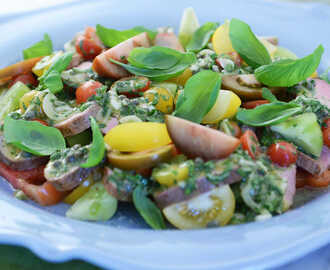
[76,80,103,104]
[322,118,330,148]
[9,72,38,88]
[267,141,297,167]
[306,170,330,188]
[110,76,151,97]
[240,129,261,159]
[75,36,103,60]
[242,100,270,109]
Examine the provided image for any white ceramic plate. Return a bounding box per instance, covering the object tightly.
[0,0,329,269]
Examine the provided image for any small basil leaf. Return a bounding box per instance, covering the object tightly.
[39,52,73,93]
[236,102,302,126]
[262,88,277,103]
[128,46,181,70]
[229,19,271,68]
[23,33,53,60]
[111,52,196,81]
[133,185,166,230]
[186,22,218,52]
[320,67,330,83]
[80,117,105,168]
[4,116,66,156]
[255,45,324,87]
[175,70,221,123]
[96,24,156,47]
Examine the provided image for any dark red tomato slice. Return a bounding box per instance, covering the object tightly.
[110,76,151,97]
[267,141,297,167]
[306,170,330,188]
[9,72,38,88]
[75,36,103,60]
[240,129,261,159]
[242,100,270,109]
[76,80,103,104]
[322,118,330,148]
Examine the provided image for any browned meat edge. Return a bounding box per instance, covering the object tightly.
[297,147,330,175]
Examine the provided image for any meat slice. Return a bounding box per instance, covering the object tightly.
[93,32,151,79]
[153,170,241,209]
[0,135,48,171]
[313,79,330,107]
[277,165,296,210]
[54,103,101,137]
[154,32,185,52]
[297,146,330,175]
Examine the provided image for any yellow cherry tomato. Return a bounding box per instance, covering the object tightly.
[104,122,172,152]
[144,87,174,114]
[202,90,241,124]
[163,185,235,229]
[64,177,94,205]
[32,51,63,77]
[152,161,190,187]
[19,90,43,113]
[212,21,234,55]
[169,68,192,86]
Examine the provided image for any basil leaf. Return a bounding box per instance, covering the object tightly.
[111,52,196,81]
[39,52,73,93]
[262,88,277,103]
[229,19,271,68]
[320,67,330,83]
[96,24,156,47]
[175,70,221,123]
[128,46,181,70]
[4,116,66,156]
[255,45,324,87]
[186,22,218,52]
[236,102,302,126]
[80,117,105,168]
[23,33,53,60]
[133,185,166,230]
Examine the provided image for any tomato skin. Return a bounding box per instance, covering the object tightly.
[242,100,270,109]
[76,80,103,104]
[110,76,151,98]
[322,118,330,148]
[240,129,261,159]
[32,119,48,126]
[306,170,330,188]
[9,72,38,88]
[267,141,297,167]
[75,36,103,60]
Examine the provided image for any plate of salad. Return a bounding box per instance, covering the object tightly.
[0,0,329,269]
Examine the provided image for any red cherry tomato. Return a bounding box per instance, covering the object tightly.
[322,118,330,148]
[9,72,38,88]
[242,100,270,109]
[110,76,151,97]
[75,36,103,60]
[240,129,261,159]
[306,170,330,188]
[76,80,103,104]
[32,119,48,126]
[267,141,297,167]
[84,26,104,48]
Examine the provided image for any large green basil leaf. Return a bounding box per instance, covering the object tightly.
[255,45,324,87]
[80,117,105,168]
[96,24,157,47]
[236,102,302,126]
[23,33,53,60]
[175,70,221,123]
[186,22,218,52]
[4,116,66,156]
[133,185,166,230]
[229,18,271,68]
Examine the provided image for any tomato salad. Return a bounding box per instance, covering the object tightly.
[0,7,329,229]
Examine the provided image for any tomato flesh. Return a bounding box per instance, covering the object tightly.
[306,170,330,188]
[9,72,38,88]
[75,36,103,60]
[110,76,150,97]
[76,80,103,104]
[322,118,330,148]
[267,141,297,167]
[240,129,261,159]
[242,100,270,109]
